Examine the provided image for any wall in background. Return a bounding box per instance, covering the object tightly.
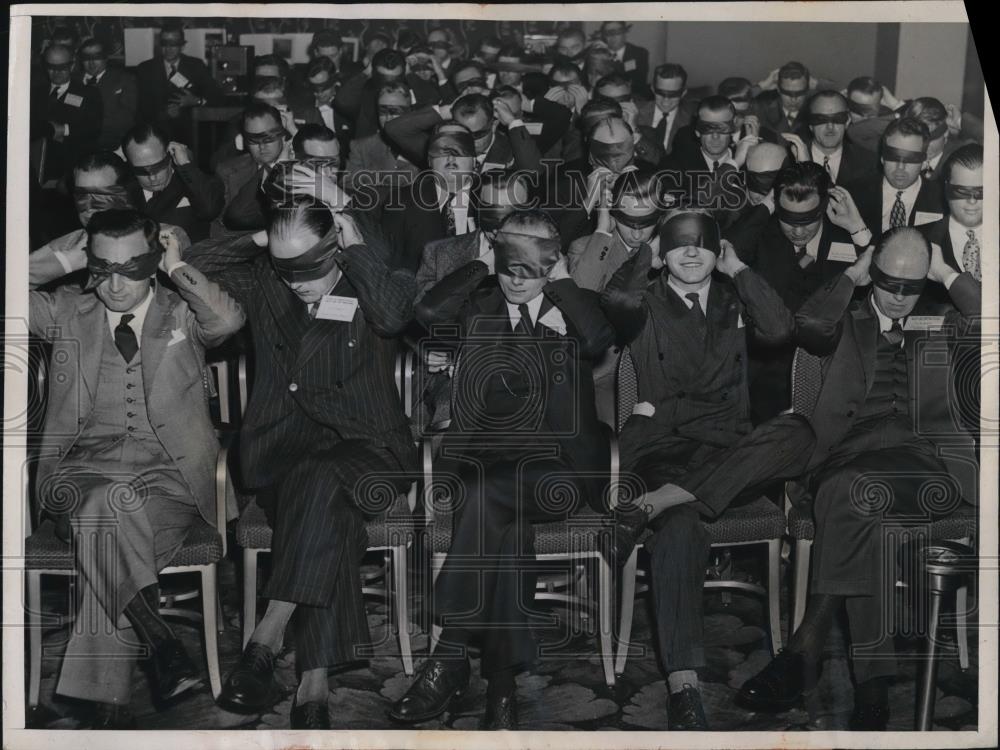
[895,23,968,103]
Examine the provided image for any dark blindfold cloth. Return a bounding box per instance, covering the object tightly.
[659,212,721,256]
[270,224,342,283]
[428,130,477,158]
[847,99,881,118]
[945,184,983,200]
[745,168,783,195]
[84,247,162,290]
[131,156,172,177]
[776,198,828,226]
[589,138,635,172]
[74,185,133,214]
[695,118,736,134]
[806,111,850,126]
[244,126,289,146]
[926,121,949,140]
[882,144,927,164]
[870,264,927,296]
[493,230,561,279]
[611,209,661,230]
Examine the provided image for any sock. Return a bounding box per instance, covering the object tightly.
[854,675,890,708]
[436,626,470,660]
[487,668,516,695]
[667,669,699,694]
[787,593,844,665]
[122,584,174,649]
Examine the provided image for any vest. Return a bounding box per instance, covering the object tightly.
[855,331,910,424]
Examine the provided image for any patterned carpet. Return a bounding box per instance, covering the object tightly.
[28,544,979,732]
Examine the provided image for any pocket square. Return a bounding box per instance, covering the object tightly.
[632,401,656,417]
[167,328,187,346]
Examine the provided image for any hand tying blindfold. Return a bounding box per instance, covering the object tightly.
[882,144,927,164]
[659,212,721,256]
[74,185,133,214]
[870,264,926,296]
[84,244,162,291]
[270,223,342,283]
[493,229,562,279]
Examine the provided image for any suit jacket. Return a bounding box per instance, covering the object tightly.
[343,132,421,194]
[754,89,811,135]
[806,139,877,187]
[29,264,245,524]
[793,272,979,503]
[415,231,481,301]
[185,211,417,487]
[88,66,138,150]
[568,230,636,292]
[619,42,651,97]
[212,153,264,239]
[918,216,973,308]
[30,79,103,178]
[141,162,225,243]
[415,261,615,510]
[136,54,221,131]
[845,174,946,240]
[636,98,697,157]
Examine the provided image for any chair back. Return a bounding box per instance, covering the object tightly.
[790,347,823,418]
[615,346,639,434]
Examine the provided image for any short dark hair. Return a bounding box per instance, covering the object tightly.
[121,122,170,154]
[587,115,633,141]
[159,22,186,40]
[944,142,983,179]
[268,197,335,244]
[397,29,421,50]
[773,161,831,204]
[548,61,582,83]
[242,102,283,131]
[557,28,586,45]
[902,97,948,136]
[881,116,930,151]
[78,37,106,56]
[847,76,882,97]
[654,63,688,88]
[254,53,291,78]
[74,150,132,185]
[611,163,662,205]
[778,61,809,83]
[307,56,337,79]
[310,30,342,52]
[595,73,632,93]
[579,98,623,133]
[452,92,492,121]
[372,48,405,72]
[292,124,338,159]
[87,208,161,252]
[718,77,753,98]
[698,95,736,118]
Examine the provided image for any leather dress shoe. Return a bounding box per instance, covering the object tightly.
[481,683,518,730]
[667,685,709,730]
[87,703,138,730]
[849,699,890,730]
[217,641,279,714]
[290,696,331,729]
[735,649,817,712]
[605,505,650,566]
[387,657,470,723]
[147,637,202,703]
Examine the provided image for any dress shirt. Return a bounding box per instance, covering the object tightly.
[948,217,981,274]
[435,183,475,235]
[505,291,545,331]
[811,144,843,182]
[105,288,155,348]
[701,148,737,171]
[871,295,905,347]
[667,277,710,314]
[652,106,679,150]
[880,177,923,233]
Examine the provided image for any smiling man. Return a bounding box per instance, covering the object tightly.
[804,90,876,186]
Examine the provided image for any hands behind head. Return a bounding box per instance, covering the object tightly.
[715,238,747,278]
[779,132,808,162]
[546,254,570,281]
[286,163,348,211]
[492,96,518,127]
[845,246,874,286]
[826,186,865,234]
[167,141,191,165]
[332,211,363,248]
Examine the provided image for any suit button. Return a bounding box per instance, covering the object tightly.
[127,412,135,418]
[275,343,284,350]
[336,381,344,389]
[126,367,136,374]
[126,383,134,389]
[348,340,355,348]
[127,426,135,432]
[288,382,298,392]
[677,391,686,398]
[847,410,855,417]
[127,397,135,403]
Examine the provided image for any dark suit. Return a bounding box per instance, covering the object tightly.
[212,153,266,238]
[185,210,417,671]
[601,245,815,675]
[807,139,877,187]
[416,261,615,676]
[85,66,138,150]
[140,162,225,243]
[135,54,221,140]
[344,133,421,194]
[30,79,103,180]
[846,175,946,240]
[636,98,697,158]
[793,272,979,683]
[333,72,442,141]
[754,89,811,135]
[617,43,650,97]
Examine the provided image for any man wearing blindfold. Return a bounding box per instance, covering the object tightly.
[29,208,244,728]
[666,95,759,177]
[187,202,417,730]
[601,208,814,730]
[30,43,103,181]
[390,209,615,730]
[600,21,651,97]
[30,151,191,288]
[902,96,982,182]
[344,82,421,194]
[78,37,137,151]
[553,27,588,71]
[844,116,946,241]
[754,61,813,136]
[636,63,697,158]
[123,123,224,243]
[738,226,980,730]
[919,143,983,284]
[802,90,877,186]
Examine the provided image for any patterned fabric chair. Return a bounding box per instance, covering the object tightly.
[612,346,786,676]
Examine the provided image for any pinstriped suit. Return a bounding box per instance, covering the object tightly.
[186,211,418,671]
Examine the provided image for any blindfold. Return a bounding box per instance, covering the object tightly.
[589,138,635,172]
[378,104,411,118]
[429,41,451,51]
[945,184,983,201]
[74,185,133,214]
[806,110,849,126]
[777,84,808,98]
[494,230,562,279]
[695,119,736,135]
[745,168,782,195]
[244,126,288,146]
[776,198,827,226]
[428,131,476,158]
[660,212,721,256]
[870,264,926,296]
[476,206,516,233]
[84,246,162,291]
[131,155,172,177]
[455,77,488,92]
[597,92,633,103]
[270,224,342,283]
[45,62,73,72]
[848,99,881,117]
[653,86,684,99]
[882,144,927,164]
[611,209,660,230]
[79,52,107,62]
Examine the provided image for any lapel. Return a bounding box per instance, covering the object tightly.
[940,220,961,271]
[705,277,735,346]
[850,296,879,391]
[660,278,706,358]
[816,221,833,265]
[259,265,311,358]
[72,294,108,405]
[139,284,177,402]
[145,171,187,214]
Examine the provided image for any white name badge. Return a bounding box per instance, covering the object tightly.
[904,315,945,332]
[524,121,543,136]
[914,211,943,226]
[315,295,358,322]
[169,71,191,89]
[827,242,858,263]
[63,93,83,108]
[624,59,637,72]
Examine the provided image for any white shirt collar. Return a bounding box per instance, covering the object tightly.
[667,277,710,313]
[84,69,107,84]
[106,287,155,347]
[927,151,944,171]
[51,81,70,96]
[948,217,981,273]
[811,144,843,180]
[870,295,905,340]
[881,176,923,229]
[506,291,545,330]
[788,226,824,260]
[435,183,475,234]
[701,148,736,171]
[478,231,492,258]
[611,46,625,61]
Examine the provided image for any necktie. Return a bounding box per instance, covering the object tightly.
[890,190,907,229]
[169,63,178,79]
[515,303,534,336]
[442,193,457,236]
[822,155,830,174]
[883,320,904,347]
[794,245,814,269]
[686,293,707,340]
[85,75,97,86]
[115,314,139,363]
[49,86,61,100]
[711,160,720,174]
[962,229,981,282]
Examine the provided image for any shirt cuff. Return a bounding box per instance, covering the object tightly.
[166,260,190,277]
[851,227,873,248]
[53,249,76,275]
[508,118,525,130]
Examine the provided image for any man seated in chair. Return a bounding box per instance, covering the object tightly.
[388,209,616,730]
[601,208,817,729]
[736,226,980,730]
[183,181,417,729]
[28,208,245,728]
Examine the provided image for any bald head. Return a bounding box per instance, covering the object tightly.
[874,227,930,278]
[746,142,789,173]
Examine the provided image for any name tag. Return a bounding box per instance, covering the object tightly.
[624,59,637,72]
[63,93,83,108]
[524,121,543,136]
[169,71,191,89]
[914,211,943,226]
[538,307,567,336]
[827,242,858,263]
[176,196,191,208]
[904,315,945,332]
[315,295,358,322]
